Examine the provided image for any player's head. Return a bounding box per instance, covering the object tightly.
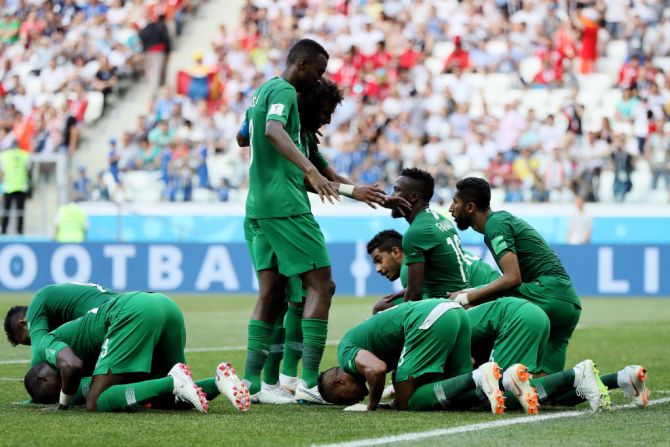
[286,39,329,92]
[450,177,491,230]
[391,168,434,217]
[4,305,29,346]
[298,77,343,133]
[24,363,61,404]
[367,230,404,281]
[317,367,368,405]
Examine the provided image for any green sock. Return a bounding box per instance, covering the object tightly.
[196,378,219,400]
[263,312,286,385]
[408,372,476,411]
[281,305,303,377]
[96,377,174,412]
[600,372,619,390]
[301,318,328,388]
[243,319,274,394]
[73,377,92,405]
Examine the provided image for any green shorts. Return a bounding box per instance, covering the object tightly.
[395,300,472,383]
[93,292,186,376]
[514,275,581,374]
[468,298,549,373]
[247,213,330,277]
[245,218,306,304]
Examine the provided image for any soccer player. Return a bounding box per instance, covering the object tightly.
[238,38,400,405]
[449,177,582,375]
[20,291,249,413]
[318,298,536,413]
[388,168,469,303]
[367,230,648,412]
[4,283,117,366]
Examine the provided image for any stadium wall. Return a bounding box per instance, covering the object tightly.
[0,242,667,297]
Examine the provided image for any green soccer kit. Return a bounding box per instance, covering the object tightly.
[484,210,581,373]
[463,253,501,287]
[244,77,329,277]
[338,299,472,383]
[37,292,186,377]
[403,209,469,298]
[26,283,117,366]
[467,297,549,373]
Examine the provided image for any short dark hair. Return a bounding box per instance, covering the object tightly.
[4,306,27,346]
[455,177,491,210]
[24,363,58,404]
[317,367,363,406]
[367,229,403,255]
[400,167,434,202]
[287,38,329,65]
[298,77,343,123]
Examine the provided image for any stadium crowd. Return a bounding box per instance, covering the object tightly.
[95,0,670,204]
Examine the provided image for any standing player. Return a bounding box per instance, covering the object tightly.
[4,283,117,366]
[21,291,249,413]
[448,177,581,375]
[388,168,469,302]
[237,39,342,404]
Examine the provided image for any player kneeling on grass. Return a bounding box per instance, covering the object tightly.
[18,291,250,413]
[367,229,650,411]
[317,298,536,413]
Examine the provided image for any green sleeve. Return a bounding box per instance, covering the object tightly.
[265,87,295,125]
[306,133,329,170]
[338,341,361,376]
[37,321,80,368]
[402,227,433,265]
[26,292,50,367]
[485,216,516,263]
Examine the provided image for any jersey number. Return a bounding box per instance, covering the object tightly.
[446,235,469,283]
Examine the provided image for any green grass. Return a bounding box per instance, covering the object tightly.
[1,294,669,446]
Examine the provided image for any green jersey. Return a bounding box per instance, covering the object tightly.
[403,209,469,297]
[463,252,501,288]
[484,211,569,282]
[304,131,329,171]
[245,77,310,219]
[36,296,119,374]
[338,305,405,377]
[27,283,117,366]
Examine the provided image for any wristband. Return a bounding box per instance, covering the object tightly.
[59,391,75,407]
[453,293,469,306]
[338,183,355,197]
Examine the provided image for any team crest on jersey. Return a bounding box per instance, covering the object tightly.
[269,104,285,115]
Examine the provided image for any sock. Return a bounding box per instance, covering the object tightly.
[196,378,219,400]
[243,319,274,394]
[601,372,620,390]
[301,318,328,388]
[73,377,92,405]
[263,309,287,385]
[96,377,174,412]
[281,305,304,377]
[535,369,588,406]
[408,372,476,411]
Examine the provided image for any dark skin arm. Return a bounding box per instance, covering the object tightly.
[236,131,249,148]
[404,262,425,302]
[449,252,522,305]
[372,289,405,314]
[265,120,338,203]
[392,378,416,411]
[354,349,387,411]
[55,347,83,408]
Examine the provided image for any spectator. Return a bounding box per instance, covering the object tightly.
[567,195,592,244]
[0,143,30,235]
[612,135,634,202]
[54,198,88,242]
[72,165,93,201]
[646,124,670,190]
[216,177,231,202]
[444,36,470,73]
[140,14,172,94]
[108,138,121,184]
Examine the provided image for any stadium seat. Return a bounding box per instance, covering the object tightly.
[519,57,542,84]
[598,170,615,202]
[425,57,445,76]
[486,40,509,58]
[193,187,214,203]
[24,75,43,96]
[451,154,471,177]
[83,91,105,124]
[521,89,550,115]
[490,187,506,205]
[606,40,629,64]
[432,41,455,60]
[652,56,670,74]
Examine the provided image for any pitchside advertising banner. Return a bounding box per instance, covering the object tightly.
[0,243,667,296]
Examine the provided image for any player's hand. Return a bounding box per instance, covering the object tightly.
[383,291,405,303]
[352,184,387,208]
[381,196,411,216]
[448,290,471,309]
[305,168,339,204]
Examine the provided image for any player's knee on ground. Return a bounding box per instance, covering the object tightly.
[317,367,367,405]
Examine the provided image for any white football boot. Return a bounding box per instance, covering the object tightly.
[619,365,650,408]
[215,362,251,412]
[475,362,505,414]
[573,359,611,411]
[168,363,208,413]
[502,363,539,414]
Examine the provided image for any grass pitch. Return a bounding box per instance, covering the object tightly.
[1,294,669,446]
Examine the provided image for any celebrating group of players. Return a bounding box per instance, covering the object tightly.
[3,38,650,415]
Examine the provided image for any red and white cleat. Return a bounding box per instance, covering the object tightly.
[502,364,539,414]
[168,363,208,413]
[620,365,650,408]
[216,362,251,412]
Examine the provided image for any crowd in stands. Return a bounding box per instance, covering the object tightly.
[96,0,670,204]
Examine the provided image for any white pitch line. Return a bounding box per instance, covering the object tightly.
[313,398,670,447]
[0,377,22,381]
[0,339,342,364]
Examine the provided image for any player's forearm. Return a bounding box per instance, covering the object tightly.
[467,275,518,304]
[404,287,423,302]
[366,371,386,411]
[56,348,83,395]
[265,122,317,174]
